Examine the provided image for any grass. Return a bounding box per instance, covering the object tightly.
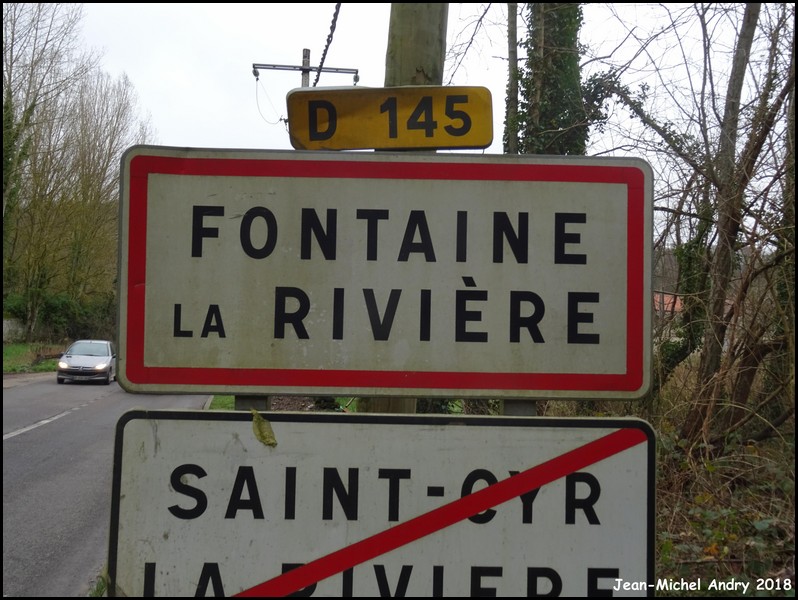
[210,395,235,410]
[209,395,356,411]
[3,342,63,373]
[88,571,107,597]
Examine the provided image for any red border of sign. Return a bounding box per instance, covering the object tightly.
[124,153,647,393]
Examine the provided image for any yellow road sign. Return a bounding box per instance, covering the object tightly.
[286,86,493,150]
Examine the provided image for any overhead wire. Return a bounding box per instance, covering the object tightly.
[254,77,286,126]
[252,74,290,136]
[251,3,344,132]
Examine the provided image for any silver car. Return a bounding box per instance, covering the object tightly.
[56,339,116,385]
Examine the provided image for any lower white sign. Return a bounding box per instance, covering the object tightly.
[108,411,655,597]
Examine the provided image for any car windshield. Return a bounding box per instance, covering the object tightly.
[67,342,109,357]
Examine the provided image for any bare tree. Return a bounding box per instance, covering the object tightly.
[581,3,795,446]
[3,4,95,296]
[3,3,152,339]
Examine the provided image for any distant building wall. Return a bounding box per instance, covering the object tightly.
[3,319,26,343]
[653,291,683,317]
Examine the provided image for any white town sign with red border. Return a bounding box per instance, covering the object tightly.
[117,147,652,398]
[108,411,655,597]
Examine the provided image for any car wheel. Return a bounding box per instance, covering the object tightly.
[104,373,111,385]
[57,377,64,384]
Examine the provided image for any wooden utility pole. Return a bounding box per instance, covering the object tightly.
[384,3,449,86]
[358,3,449,416]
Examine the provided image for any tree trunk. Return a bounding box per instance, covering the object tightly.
[681,4,762,441]
[505,3,519,154]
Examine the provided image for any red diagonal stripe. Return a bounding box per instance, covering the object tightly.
[236,427,647,597]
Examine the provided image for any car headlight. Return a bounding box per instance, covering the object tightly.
[58,360,69,369]
[94,362,109,370]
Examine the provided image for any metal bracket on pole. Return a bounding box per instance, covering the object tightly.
[252,49,359,87]
[252,63,359,79]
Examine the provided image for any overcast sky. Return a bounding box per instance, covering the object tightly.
[80,3,517,154]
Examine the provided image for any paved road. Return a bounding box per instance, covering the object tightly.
[2,372,210,597]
